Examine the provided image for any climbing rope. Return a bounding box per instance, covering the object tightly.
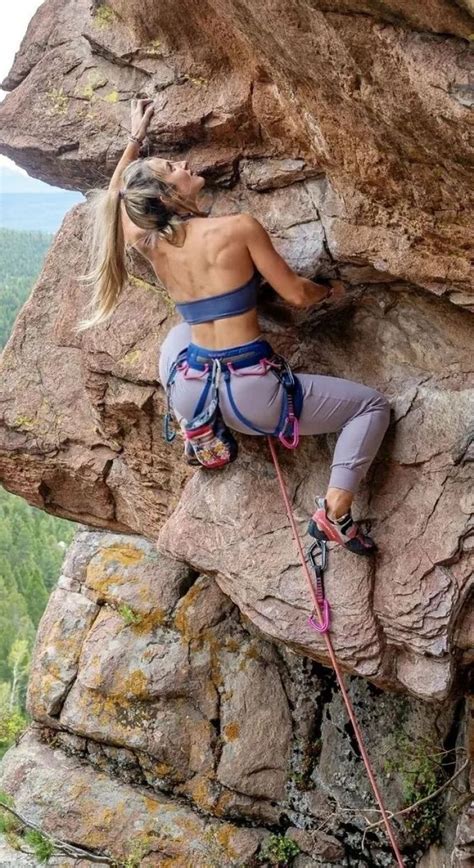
[267,435,406,866]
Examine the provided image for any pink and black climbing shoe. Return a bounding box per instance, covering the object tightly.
[307,496,377,556]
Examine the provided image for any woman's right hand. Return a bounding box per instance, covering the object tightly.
[130,98,156,142]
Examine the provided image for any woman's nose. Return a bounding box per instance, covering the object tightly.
[177,160,187,170]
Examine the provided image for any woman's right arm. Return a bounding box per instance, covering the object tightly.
[239,214,335,307]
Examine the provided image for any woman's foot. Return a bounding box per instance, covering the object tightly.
[308,496,377,556]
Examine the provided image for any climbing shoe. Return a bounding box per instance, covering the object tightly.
[307,496,377,556]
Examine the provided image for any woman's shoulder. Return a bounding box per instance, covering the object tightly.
[202,212,258,235]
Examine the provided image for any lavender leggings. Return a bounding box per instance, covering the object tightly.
[158,323,391,493]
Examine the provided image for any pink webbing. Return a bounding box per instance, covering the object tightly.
[181,362,209,379]
[267,435,406,866]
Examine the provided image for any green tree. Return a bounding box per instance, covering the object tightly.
[0,227,52,349]
[0,486,77,755]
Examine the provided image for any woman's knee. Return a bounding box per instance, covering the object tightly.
[369,390,392,426]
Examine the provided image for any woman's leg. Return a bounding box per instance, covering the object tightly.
[297,372,391,515]
[191,363,391,502]
[160,334,390,536]
[295,372,391,553]
[158,322,192,388]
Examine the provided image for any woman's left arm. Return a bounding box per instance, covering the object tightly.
[108,98,156,192]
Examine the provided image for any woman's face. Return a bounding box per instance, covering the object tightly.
[148,157,205,199]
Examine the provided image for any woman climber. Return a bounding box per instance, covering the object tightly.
[77,97,391,556]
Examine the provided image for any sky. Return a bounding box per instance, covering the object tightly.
[1,1,45,174]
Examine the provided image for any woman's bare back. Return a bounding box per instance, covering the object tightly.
[140,213,261,349]
[126,209,334,349]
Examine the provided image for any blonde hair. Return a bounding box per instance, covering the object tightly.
[75,157,205,333]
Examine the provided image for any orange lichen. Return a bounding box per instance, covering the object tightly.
[199,630,225,688]
[173,814,204,838]
[224,637,240,652]
[99,544,145,566]
[154,762,173,776]
[85,544,145,594]
[124,607,168,634]
[223,722,240,741]
[173,582,203,639]
[142,796,165,814]
[122,669,148,697]
[214,789,233,817]
[213,823,239,859]
[188,773,217,811]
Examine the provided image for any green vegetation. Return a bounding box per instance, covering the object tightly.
[0,228,80,857]
[113,836,153,867]
[0,790,61,863]
[23,828,56,862]
[382,730,446,844]
[0,228,52,350]
[257,834,300,866]
[117,603,142,626]
[0,486,76,759]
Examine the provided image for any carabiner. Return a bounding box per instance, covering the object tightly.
[308,539,328,574]
[163,413,177,443]
[307,599,331,633]
[278,416,300,449]
[272,354,296,389]
[306,540,331,632]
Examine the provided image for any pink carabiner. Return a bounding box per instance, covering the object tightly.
[307,598,331,633]
[278,417,300,449]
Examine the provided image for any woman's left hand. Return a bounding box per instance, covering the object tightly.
[130,98,155,142]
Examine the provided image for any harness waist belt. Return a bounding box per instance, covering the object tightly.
[186,339,274,371]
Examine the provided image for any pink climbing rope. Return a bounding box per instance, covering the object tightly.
[267,435,406,866]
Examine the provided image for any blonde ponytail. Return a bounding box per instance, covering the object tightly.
[75,187,127,333]
[75,156,206,334]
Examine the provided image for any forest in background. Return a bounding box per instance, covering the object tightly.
[0,228,52,349]
[0,227,77,758]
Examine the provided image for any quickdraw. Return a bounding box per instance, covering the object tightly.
[307,539,331,633]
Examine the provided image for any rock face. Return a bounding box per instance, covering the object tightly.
[1,0,472,299]
[0,530,470,865]
[0,0,472,864]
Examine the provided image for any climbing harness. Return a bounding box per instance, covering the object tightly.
[163,340,303,467]
[162,341,406,863]
[267,435,406,866]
